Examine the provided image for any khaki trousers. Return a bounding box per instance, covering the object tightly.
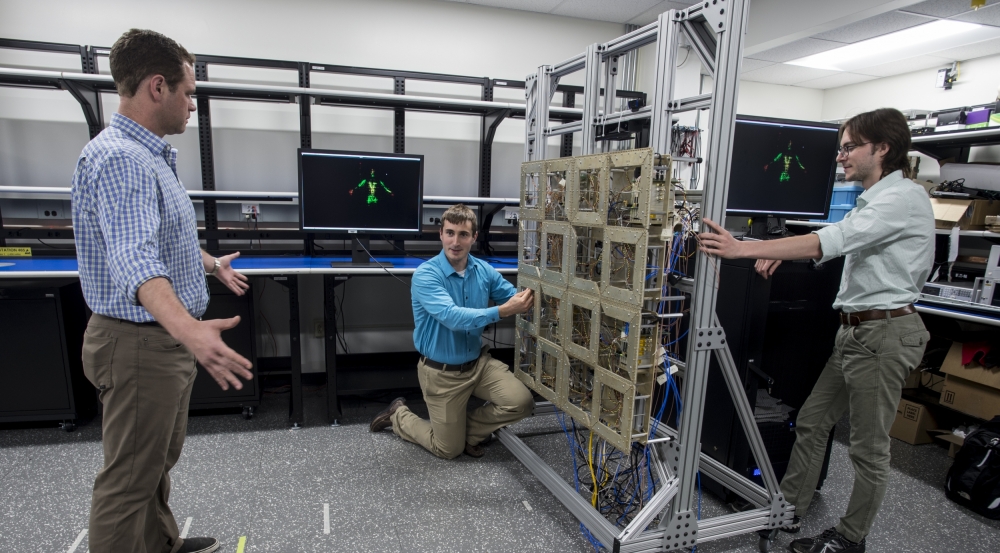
[779,312,928,543]
[391,349,534,459]
[82,314,197,553]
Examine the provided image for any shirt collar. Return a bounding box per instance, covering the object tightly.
[110,113,174,162]
[857,170,905,208]
[434,250,478,276]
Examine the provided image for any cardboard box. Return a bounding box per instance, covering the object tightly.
[890,398,939,445]
[931,197,1000,230]
[940,375,1000,420]
[920,371,945,394]
[940,342,1000,391]
[928,429,965,458]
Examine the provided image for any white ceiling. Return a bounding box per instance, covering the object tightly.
[438,0,1000,89]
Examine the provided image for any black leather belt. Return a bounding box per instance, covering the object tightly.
[117,318,161,327]
[839,304,916,326]
[421,356,478,372]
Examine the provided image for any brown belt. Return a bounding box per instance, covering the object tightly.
[839,304,916,326]
[421,356,478,372]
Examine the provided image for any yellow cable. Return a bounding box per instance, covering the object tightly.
[588,430,599,506]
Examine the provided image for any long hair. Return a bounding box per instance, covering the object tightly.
[839,108,913,179]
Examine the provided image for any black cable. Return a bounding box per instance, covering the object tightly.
[336,279,350,354]
[355,239,411,287]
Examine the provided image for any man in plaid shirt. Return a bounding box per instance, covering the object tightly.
[72,29,252,553]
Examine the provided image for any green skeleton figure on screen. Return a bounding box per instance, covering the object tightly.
[764,140,806,183]
[356,169,392,205]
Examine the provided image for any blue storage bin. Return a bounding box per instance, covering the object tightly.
[830,184,863,207]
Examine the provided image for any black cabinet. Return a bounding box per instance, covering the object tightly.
[0,279,94,427]
[700,257,843,500]
[189,282,260,415]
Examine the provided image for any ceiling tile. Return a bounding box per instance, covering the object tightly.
[740,64,838,85]
[794,72,879,90]
[931,35,1000,60]
[747,37,845,63]
[900,0,1000,18]
[549,0,664,24]
[954,3,1000,25]
[854,54,952,77]
[627,1,692,25]
[813,10,934,43]
[465,0,565,12]
[741,58,776,72]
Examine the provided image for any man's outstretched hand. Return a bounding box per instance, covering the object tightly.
[698,218,744,259]
[214,252,249,296]
[178,316,253,391]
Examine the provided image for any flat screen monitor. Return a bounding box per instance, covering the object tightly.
[725,115,840,219]
[298,149,424,234]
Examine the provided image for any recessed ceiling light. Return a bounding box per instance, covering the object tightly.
[785,20,1000,72]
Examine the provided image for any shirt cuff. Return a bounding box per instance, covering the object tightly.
[125,266,171,306]
[490,306,501,323]
[812,226,844,265]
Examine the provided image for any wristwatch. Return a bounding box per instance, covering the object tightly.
[207,257,221,276]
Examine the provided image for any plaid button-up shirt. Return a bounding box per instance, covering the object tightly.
[72,113,208,322]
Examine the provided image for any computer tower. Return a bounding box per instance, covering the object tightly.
[0,279,94,429]
[188,281,261,416]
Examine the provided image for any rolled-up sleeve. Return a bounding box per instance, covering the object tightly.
[812,192,909,265]
[412,269,501,331]
[93,154,170,305]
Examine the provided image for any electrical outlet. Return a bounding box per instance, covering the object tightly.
[313,318,324,338]
[37,201,66,219]
[241,204,260,216]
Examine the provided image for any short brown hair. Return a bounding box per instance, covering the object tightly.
[110,29,196,98]
[441,204,478,234]
[839,108,913,179]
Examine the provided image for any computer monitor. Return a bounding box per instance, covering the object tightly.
[725,115,840,221]
[298,149,424,265]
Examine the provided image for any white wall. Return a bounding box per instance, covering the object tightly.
[0,0,647,372]
[822,53,1000,181]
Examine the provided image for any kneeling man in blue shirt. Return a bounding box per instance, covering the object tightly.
[370,204,534,458]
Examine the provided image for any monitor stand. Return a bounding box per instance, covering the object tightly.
[748,216,788,240]
[330,237,394,268]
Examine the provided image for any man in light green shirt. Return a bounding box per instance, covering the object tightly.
[699,108,933,553]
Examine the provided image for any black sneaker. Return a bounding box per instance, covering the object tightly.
[178,537,220,553]
[788,527,865,553]
[780,515,802,534]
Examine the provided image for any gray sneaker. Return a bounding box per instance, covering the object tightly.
[789,527,865,553]
[177,537,220,553]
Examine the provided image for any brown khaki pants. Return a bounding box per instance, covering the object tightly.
[391,349,533,459]
[82,314,197,553]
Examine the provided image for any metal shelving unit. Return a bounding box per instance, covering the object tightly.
[0,37,646,253]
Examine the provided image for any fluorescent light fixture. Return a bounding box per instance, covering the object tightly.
[786,20,1000,72]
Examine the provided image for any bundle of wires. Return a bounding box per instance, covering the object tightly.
[556,198,706,550]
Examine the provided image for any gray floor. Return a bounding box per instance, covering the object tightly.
[1,388,999,553]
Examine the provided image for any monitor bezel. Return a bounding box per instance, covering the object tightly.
[724,114,841,220]
[297,148,425,235]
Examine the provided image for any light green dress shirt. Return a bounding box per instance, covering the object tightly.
[813,170,934,312]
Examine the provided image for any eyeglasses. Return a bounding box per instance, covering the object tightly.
[837,142,870,157]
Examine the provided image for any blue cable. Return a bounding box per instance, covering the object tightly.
[557,413,604,552]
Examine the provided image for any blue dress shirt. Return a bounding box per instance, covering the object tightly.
[411,251,516,364]
[71,113,208,323]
